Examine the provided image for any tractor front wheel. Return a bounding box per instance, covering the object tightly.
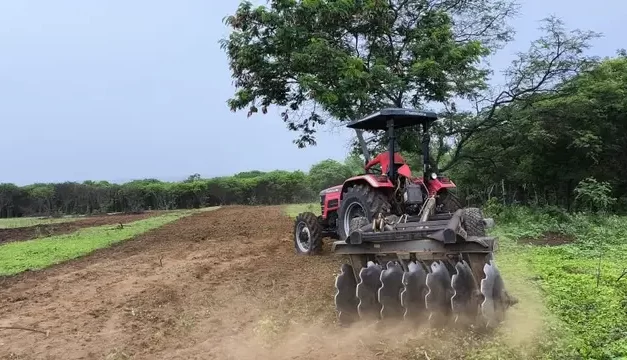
[462,207,486,237]
[337,184,391,241]
[293,211,323,255]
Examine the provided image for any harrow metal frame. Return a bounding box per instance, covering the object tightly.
[332,236,497,256]
[343,208,496,245]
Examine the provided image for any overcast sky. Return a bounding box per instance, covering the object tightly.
[0,0,624,185]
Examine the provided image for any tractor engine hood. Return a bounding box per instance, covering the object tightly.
[319,185,342,196]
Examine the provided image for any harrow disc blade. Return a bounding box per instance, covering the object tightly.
[450,260,480,326]
[356,261,382,320]
[400,261,428,322]
[425,261,453,327]
[480,260,515,328]
[334,263,359,325]
[378,261,405,320]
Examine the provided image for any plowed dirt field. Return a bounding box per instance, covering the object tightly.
[0,206,539,360]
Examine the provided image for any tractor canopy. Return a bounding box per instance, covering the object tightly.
[346,108,438,131]
[347,108,438,182]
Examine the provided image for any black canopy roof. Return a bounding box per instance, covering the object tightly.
[346,108,438,131]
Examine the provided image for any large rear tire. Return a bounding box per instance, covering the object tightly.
[294,212,323,255]
[337,184,391,241]
[438,189,463,213]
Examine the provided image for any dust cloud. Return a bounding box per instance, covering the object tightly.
[215,302,546,360]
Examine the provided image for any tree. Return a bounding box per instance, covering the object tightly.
[185,173,202,182]
[308,159,354,191]
[222,0,600,176]
[430,16,601,172]
[0,183,21,218]
[221,0,518,147]
[448,55,627,208]
[344,153,367,176]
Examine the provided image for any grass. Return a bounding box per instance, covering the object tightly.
[0,216,81,229]
[283,202,319,218]
[0,207,218,276]
[483,205,627,359]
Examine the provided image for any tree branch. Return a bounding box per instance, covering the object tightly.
[439,16,600,171]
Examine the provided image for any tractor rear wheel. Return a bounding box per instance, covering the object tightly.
[337,184,391,241]
[293,212,323,255]
[438,189,463,213]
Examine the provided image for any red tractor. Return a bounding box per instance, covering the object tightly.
[293,108,516,328]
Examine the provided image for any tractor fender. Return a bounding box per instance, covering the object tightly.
[414,176,457,196]
[340,175,394,198]
[428,178,456,196]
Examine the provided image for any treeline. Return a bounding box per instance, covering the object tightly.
[0,171,321,218]
[0,149,375,218]
[446,55,627,213]
[0,155,373,218]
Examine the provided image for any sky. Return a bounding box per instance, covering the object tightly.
[0,0,624,186]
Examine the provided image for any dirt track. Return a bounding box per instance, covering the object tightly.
[0,206,541,360]
[0,212,164,245]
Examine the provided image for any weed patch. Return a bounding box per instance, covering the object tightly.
[492,206,627,359]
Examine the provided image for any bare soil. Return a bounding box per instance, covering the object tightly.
[517,231,575,246]
[0,212,165,245]
[0,206,345,359]
[0,206,541,360]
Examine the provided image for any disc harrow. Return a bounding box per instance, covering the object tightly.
[334,257,516,329]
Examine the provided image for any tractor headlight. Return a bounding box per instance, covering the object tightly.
[430,172,437,180]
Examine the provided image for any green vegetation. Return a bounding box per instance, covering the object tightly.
[0,216,80,229]
[476,205,627,359]
[0,208,217,276]
[450,56,627,209]
[283,203,320,218]
[0,154,366,219]
[0,171,315,218]
[221,0,514,148]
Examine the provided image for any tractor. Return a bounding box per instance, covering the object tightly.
[293,108,517,328]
